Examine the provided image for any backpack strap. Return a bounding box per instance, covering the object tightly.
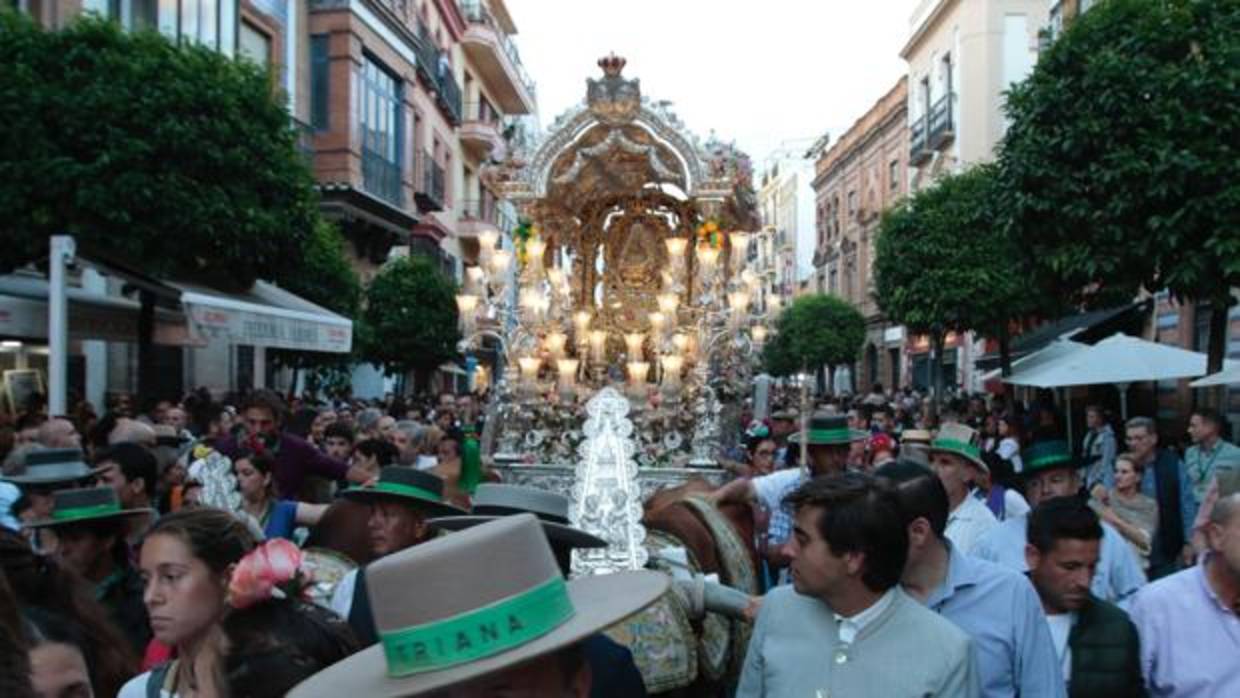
[146,659,178,698]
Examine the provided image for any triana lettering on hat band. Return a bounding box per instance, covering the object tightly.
[807,428,854,442]
[52,503,121,521]
[368,481,443,503]
[379,575,575,678]
[932,438,980,459]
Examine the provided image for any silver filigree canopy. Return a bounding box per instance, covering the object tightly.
[569,386,648,576]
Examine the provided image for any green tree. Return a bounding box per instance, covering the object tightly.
[873,164,1029,400]
[1000,0,1240,375]
[0,13,323,397]
[269,221,363,396]
[361,255,461,388]
[762,294,865,391]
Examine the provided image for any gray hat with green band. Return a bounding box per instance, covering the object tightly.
[928,423,989,473]
[24,486,153,529]
[338,466,466,517]
[287,514,667,697]
[2,448,102,486]
[787,413,868,446]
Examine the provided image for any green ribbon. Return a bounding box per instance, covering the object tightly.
[380,575,575,677]
[1026,452,1072,469]
[806,428,856,443]
[52,503,121,522]
[932,438,981,460]
[367,481,444,503]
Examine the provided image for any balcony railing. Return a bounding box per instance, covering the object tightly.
[362,148,402,206]
[436,67,463,125]
[463,100,502,126]
[415,150,445,212]
[458,0,537,101]
[909,115,929,164]
[927,93,955,148]
[459,198,500,224]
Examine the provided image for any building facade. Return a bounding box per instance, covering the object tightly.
[811,77,908,394]
[900,0,1046,392]
[754,146,816,313]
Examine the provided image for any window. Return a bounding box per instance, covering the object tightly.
[130,0,235,55]
[889,160,900,192]
[359,55,403,205]
[920,76,931,117]
[310,35,331,130]
[847,190,857,215]
[941,52,953,97]
[238,20,270,69]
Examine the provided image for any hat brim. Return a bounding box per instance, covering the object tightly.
[2,466,105,487]
[24,507,154,529]
[926,445,989,474]
[337,487,467,518]
[288,570,668,698]
[427,516,608,549]
[787,429,868,446]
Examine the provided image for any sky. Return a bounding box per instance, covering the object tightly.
[504,0,916,169]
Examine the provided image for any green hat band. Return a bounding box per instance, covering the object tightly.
[52,502,121,522]
[932,438,981,460]
[807,428,855,442]
[1026,452,1073,469]
[367,481,444,503]
[380,575,574,677]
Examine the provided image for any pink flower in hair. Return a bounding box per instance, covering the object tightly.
[228,538,305,610]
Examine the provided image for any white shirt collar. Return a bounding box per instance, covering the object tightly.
[834,587,897,644]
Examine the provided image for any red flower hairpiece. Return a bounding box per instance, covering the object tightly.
[228,538,307,610]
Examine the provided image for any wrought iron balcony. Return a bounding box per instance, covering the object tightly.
[927,93,955,149]
[459,198,499,225]
[457,0,537,113]
[909,115,930,165]
[436,66,463,125]
[362,148,402,206]
[415,150,445,213]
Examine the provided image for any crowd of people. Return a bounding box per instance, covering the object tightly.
[0,381,1236,697]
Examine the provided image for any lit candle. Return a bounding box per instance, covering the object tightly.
[465,266,486,295]
[624,332,646,360]
[728,290,751,314]
[517,356,541,394]
[767,294,782,314]
[490,249,512,275]
[526,237,547,271]
[751,325,768,345]
[660,354,684,392]
[729,231,751,271]
[656,292,680,316]
[626,361,650,392]
[648,312,666,339]
[672,333,690,355]
[545,331,568,358]
[572,310,592,340]
[478,229,499,266]
[589,329,607,363]
[519,287,541,317]
[665,237,688,258]
[546,266,565,290]
[556,358,579,397]
[696,245,719,277]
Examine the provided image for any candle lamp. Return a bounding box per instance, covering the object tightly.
[648,312,667,341]
[589,329,608,363]
[729,231,751,271]
[660,354,684,394]
[623,332,646,360]
[517,356,541,397]
[455,293,479,335]
[626,361,650,397]
[545,331,568,358]
[656,292,680,316]
[490,249,512,275]
[572,311,592,341]
[751,325,768,345]
[556,358,579,398]
[665,237,688,258]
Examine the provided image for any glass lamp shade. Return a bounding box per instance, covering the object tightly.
[478,229,500,252]
[665,237,688,258]
[623,332,646,360]
[656,292,680,315]
[490,249,513,274]
[544,331,568,358]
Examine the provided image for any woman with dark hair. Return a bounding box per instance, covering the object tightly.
[0,529,137,697]
[22,607,96,698]
[118,508,257,698]
[351,438,398,480]
[996,414,1025,473]
[218,598,358,698]
[232,450,327,541]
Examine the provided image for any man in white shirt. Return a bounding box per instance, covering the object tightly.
[928,423,998,553]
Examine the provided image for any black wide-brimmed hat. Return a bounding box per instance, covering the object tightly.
[338,466,466,517]
[787,413,868,446]
[429,484,606,549]
[24,486,153,529]
[2,448,101,487]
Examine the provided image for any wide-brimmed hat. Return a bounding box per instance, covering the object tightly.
[787,413,868,446]
[338,467,466,517]
[2,448,101,486]
[288,514,668,697]
[1021,439,1076,476]
[770,408,799,421]
[928,424,988,473]
[901,429,933,444]
[428,484,606,549]
[24,486,153,529]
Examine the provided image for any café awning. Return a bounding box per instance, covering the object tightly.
[1,273,352,354]
[171,280,353,353]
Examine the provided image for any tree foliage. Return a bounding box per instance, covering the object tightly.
[762,294,865,378]
[874,164,1029,338]
[0,12,319,291]
[1000,0,1240,369]
[360,255,460,378]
